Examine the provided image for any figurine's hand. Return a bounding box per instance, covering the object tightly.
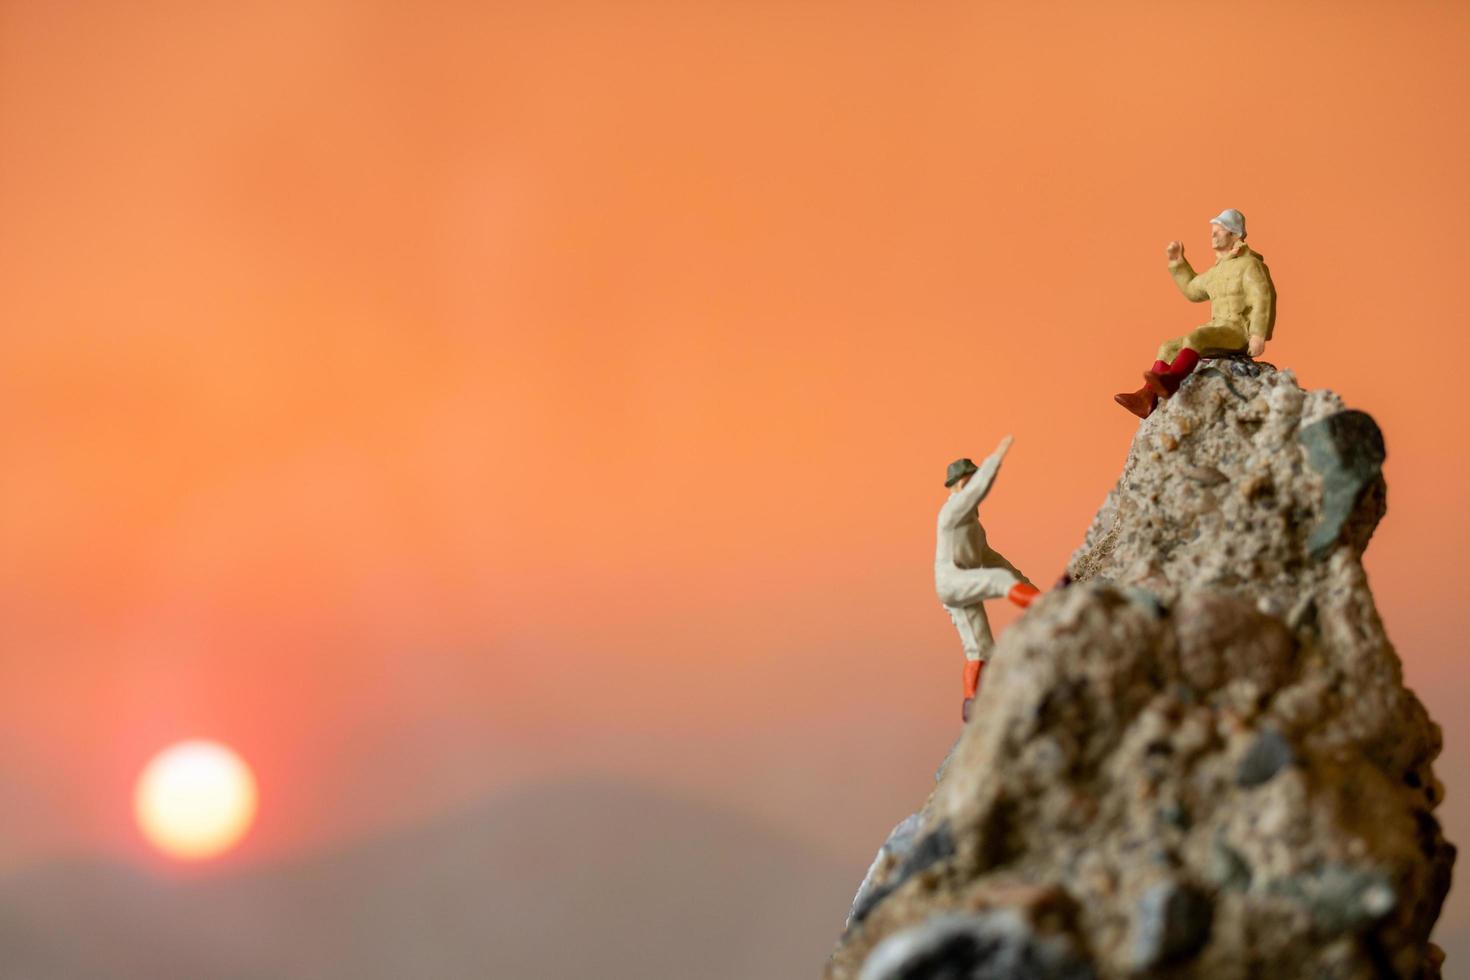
[961,697,974,723]
[1247,335,1265,358]
[1165,240,1183,262]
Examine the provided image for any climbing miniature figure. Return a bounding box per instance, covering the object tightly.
[1115,209,1277,419]
[935,436,1039,722]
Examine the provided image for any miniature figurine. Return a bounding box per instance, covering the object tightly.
[1115,209,1276,419]
[936,436,1040,722]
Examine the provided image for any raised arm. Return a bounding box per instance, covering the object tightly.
[1166,240,1208,302]
[949,435,1013,516]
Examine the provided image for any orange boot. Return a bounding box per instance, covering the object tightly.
[1008,583,1040,608]
[961,660,985,722]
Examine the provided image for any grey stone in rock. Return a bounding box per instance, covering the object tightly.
[1299,409,1387,559]
[848,813,926,928]
[1131,880,1213,968]
[1207,840,1253,892]
[858,911,1096,980]
[906,822,958,871]
[1158,802,1190,830]
[850,822,956,925]
[1236,728,1296,787]
[1195,366,1250,401]
[1227,358,1268,377]
[1274,864,1398,936]
[1203,354,1270,379]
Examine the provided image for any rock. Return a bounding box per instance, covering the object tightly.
[1299,410,1387,560]
[857,911,1095,980]
[1130,879,1213,968]
[1235,729,1296,787]
[825,366,1454,980]
[1174,592,1297,695]
[1121,585,1167,618]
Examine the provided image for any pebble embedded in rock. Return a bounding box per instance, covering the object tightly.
[1276,863,1399,936]
[1236,728,1296,787]
[1131,880,1213,969]
[1183,465,1228,487]
[849,822,956,925]
[1299,409,1387,559]
[848,812,926,928]
[857,911,1096,980]
[1207,840,1252,891]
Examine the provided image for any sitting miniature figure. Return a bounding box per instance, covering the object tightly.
[1115,209,1277,419]
[936,436,1040,722]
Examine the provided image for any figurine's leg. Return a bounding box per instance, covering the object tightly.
[1144,348,1200,397]
[1182,324,1249,357]
[1156,336,1186,364]
[1145,327,1230,398]
[936,566,1020,607]
[1146,324,1251,396]
[1117,335,1188,417]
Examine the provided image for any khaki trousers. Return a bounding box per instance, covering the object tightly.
[1157,322,1249,363]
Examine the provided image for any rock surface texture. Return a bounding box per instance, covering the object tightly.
[825,361,1455,980]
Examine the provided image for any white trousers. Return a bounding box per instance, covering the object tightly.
[936,566,1020,662]
[936,566,1019,607]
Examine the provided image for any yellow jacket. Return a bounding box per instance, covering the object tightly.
[1169,244,1276,340]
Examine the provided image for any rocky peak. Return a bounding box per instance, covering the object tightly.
[825,362,1455,980]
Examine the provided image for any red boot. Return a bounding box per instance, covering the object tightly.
[1144,348,1201,398]
[1008,582,1040,608]
[1114,385,1158,419]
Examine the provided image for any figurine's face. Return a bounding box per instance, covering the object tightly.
[1210,222,1238,251]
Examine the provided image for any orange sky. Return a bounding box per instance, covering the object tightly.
[1,0,1467,932]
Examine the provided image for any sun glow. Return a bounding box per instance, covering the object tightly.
[134,740,258,860]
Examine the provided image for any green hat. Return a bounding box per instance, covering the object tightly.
[945,458,978,487]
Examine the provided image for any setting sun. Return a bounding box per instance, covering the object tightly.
[133,740,258,861]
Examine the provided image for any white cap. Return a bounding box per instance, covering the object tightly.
[1210,208,1247,239]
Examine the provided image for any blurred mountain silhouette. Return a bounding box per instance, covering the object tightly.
[0,776,852,979]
